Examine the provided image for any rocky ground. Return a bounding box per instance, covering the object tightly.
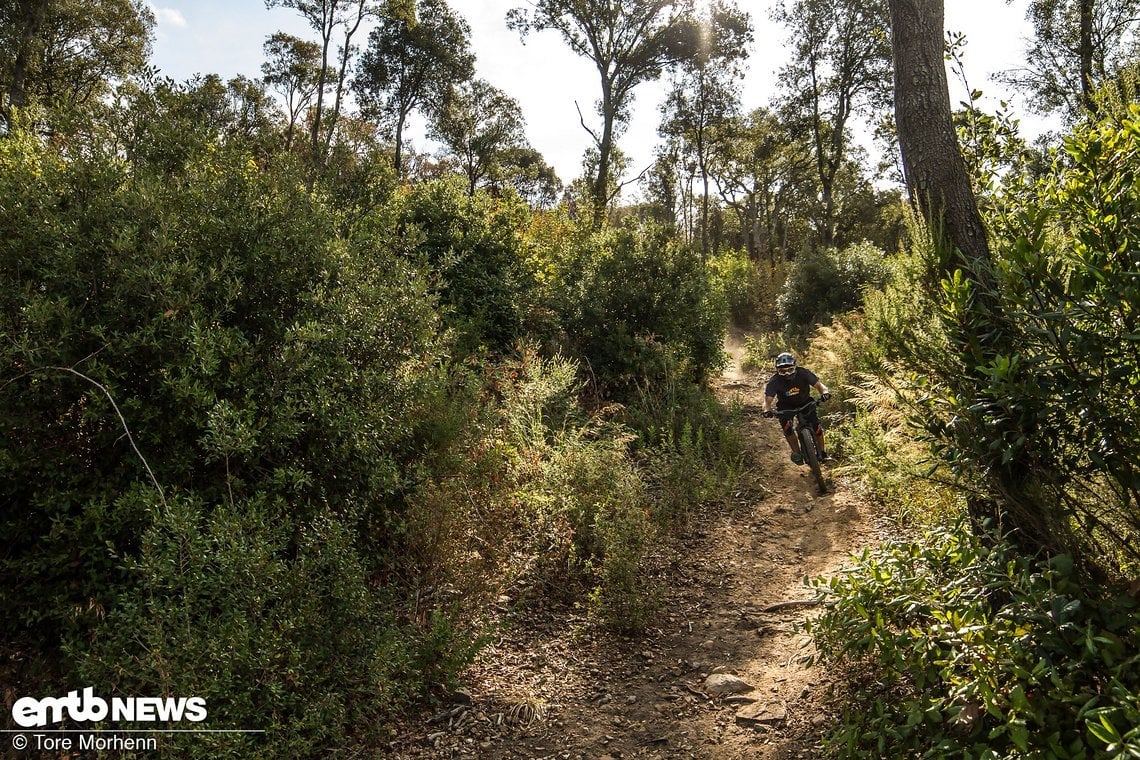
[388,354,885,760]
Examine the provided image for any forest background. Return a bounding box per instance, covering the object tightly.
[2,0,1140,756]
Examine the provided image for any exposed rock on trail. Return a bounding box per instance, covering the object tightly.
[390,360,882,759]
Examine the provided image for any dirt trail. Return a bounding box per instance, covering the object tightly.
[391,349,881,759]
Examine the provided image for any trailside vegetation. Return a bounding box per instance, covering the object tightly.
[802,56,1140,760]
[0,89,742,757]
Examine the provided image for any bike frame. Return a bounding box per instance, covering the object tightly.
[777,397,827,494]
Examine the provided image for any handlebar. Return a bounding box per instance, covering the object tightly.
[764,395,828,418]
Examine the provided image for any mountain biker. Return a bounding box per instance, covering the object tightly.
[762,352,831,465]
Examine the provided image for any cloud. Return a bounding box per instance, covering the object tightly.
[149,4,187,28]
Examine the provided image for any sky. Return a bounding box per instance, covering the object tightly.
[147,0,1048,189]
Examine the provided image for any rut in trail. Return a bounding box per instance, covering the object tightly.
[392,349,881,760]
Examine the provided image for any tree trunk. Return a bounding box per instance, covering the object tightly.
[889,0,1032,540]
[7,0,51,115]
[887,0,991,271]
[592,80,615,228]
[394,112,406,178]
[1079,0,1096,114]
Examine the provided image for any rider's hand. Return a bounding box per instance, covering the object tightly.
[820,392,831,402]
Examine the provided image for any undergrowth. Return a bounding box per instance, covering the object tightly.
[806,526,1140,758]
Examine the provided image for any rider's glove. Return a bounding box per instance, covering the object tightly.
[820,392,831,402]
[762,410,775,418]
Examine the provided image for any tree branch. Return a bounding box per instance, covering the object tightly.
[575,100,602,146]
[3,365,167,509]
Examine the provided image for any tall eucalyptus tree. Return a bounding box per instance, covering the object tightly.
[266,0,378,183]
[354,0,474,177]
[1,0,154,126]
[1001,0,1140,121]
[659,0,752,257]
[261,32,322,152]
[508,0,702,227]
[775,0,892,248]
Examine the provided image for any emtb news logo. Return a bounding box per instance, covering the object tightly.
[11,687,207,728]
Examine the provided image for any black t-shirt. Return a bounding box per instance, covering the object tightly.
[764,367,819,410]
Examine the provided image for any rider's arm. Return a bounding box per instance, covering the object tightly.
[813,380,829,396]
[764,394,777,413]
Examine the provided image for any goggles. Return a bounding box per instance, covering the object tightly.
[777,366,796,375]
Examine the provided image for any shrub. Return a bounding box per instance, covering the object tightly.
[807,525,1140,758]
[400,348,661,633]
[541,220,727,398]
[741,331,800,372]
[0,113,476,753]
[708,247,764,326]
[778,241,889,331]
[69,495,459,757]
[390,179,536,354]
[862,107,1140,573]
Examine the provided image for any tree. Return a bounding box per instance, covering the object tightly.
[431,78,528,196]
[508,0,701,227]
[659,0,753,257]
[266,0,377,183]
[261,32,321,152]
[888,0,990,269]
[774,0,893,248]
[889,0,1039,541]
[354,0,474,178]
[500,146,562,208]
[1000,0,1140,121]
[1,0,154,126]
[707,107,815,264]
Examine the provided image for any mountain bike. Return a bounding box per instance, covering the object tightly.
[770,397,828,494]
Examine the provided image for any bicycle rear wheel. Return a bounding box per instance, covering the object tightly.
[798,426,826,494]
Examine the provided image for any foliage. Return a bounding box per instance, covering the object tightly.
[977,104,1140,570]
[773,0,893,247]
[0,11,757,747]
[708,247,765,325]
[541,219,727,397]
[799,314,873,419]
[260,32,322,152]
[656,0,753,254]
[431,78,529,196]
[409,349,660,632]
[0,116,473,754]
[499,146,563,209]
[777,240,889,331]
[0,0,155,124]
[267,0,375,176]
[388,178,536,354]
[508,0,707,224]
[706,107,817,262]
[355,0,475,175]
[69,495,478,757]
[999,0,1140,122]
[807,524,1140,758]
[741,331,800,373]
[629,376,746,530]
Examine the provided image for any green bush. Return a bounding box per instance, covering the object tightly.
[390,178,536,354]
[499,352,657,630]
[69,495,456,757]
[708,247,764,325]
[778,241,889,331]
[545,220,727,398]
[807,525,1140,758]
[0,113,478,754]
[862,106,1140,573]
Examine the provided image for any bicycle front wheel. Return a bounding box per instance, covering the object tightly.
[799,426,826,494]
